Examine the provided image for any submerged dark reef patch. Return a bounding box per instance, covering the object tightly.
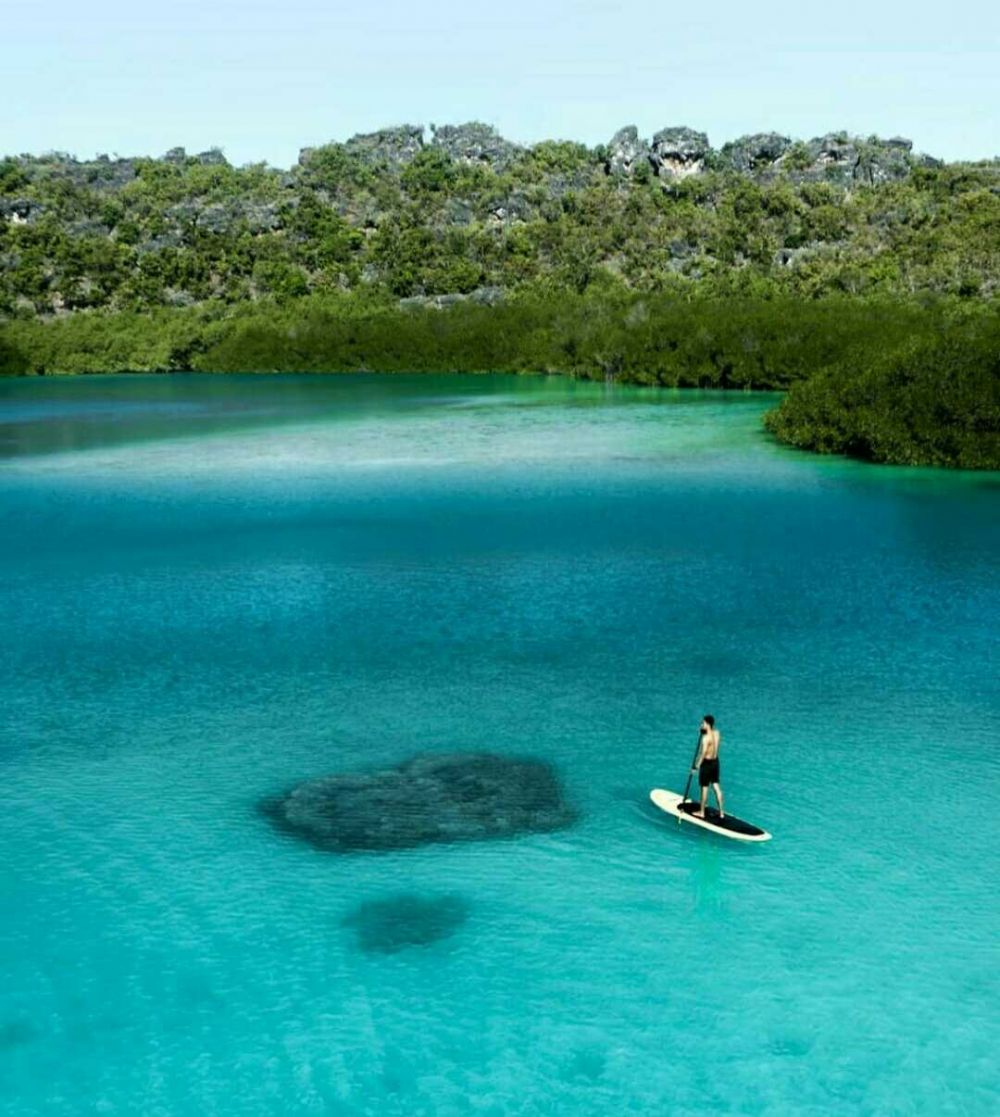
[343,893,469,954]
[0,1018,39,1050]
[262,752,576,852]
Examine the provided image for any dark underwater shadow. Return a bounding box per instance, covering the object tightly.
[342,893,469,954]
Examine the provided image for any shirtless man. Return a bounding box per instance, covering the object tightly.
[692,714,724,819]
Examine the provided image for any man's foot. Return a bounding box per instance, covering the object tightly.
[694,810,706,818]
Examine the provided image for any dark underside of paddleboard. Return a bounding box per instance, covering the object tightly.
[676,801,766,837]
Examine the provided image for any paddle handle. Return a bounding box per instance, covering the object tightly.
[679,733,702,808]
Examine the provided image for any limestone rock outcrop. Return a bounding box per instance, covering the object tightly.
[605,126,654,178]
[399,286,505,311]
[852,136,914,185]
[0,198,43,224]
[592,126,922,186]
[431,122,521,170]
[343,125,425,167]
[651,127,711,178]
[721,132,792,173]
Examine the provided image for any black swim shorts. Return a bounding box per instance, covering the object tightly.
[699,758,720,787]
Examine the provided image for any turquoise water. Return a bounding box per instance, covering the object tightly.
[1,373,997,1117]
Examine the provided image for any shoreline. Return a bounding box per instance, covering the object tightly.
[2,292,997,469]
[2,367,996,474]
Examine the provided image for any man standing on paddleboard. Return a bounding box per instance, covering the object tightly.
[692,715,724,819]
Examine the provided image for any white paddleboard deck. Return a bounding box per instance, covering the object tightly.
[650,789,772,842]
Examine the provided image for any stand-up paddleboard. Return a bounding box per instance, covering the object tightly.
[650,789,772,842]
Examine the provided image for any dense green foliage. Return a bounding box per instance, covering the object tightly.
[175,294,984,391]
[765,323,1000,468]
[2,138,998,315]
[2,129,999,467]
[0,290,931,380]
[0,332,26,375]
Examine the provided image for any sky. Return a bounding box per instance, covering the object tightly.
[5,0,998,166]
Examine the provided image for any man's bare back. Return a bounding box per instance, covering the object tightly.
[700,727,720,759]
[693,715,724,818]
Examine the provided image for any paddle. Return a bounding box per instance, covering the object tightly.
[678,733,702,819]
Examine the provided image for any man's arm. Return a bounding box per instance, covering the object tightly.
[692,736,703,772]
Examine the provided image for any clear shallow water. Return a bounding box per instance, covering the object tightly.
[1,373,997,1117]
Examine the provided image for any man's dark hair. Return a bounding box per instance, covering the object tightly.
[703,714,715,727]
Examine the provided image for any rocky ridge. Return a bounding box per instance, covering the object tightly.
[0,123,934,240]
[4,121,938,200]
[1,122,929,242]
[603,125,934,185]
[2,120,991,316]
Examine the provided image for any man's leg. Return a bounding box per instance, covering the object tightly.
[713,783,725,818]
[697,784,708,818]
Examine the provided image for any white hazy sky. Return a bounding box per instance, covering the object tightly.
[5,0,998,165]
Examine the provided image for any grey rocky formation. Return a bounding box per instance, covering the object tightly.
[791,132,916,185]
[4,126,931,199]
[164,202,201,228]
[399,286,505,310]
[333,196,382,228]
[774,246,817,269]
[484,189,534,225]
[192,204,231,234]
[803,132,860,183]
[195,148,228,166]
[136,232,184,255]
[721,132,792,173]
[668,237,697,261]
[243,202,284,233]
[546,169,597,196]
[651,127,711,178]
[78,156,138,190]
[0,198,43,224]
[605,126,654,178]
[343,124,425,167]
[343,894,469,953]
[853,136,913,186]
[431,122,521,170]
[98,163,136,188]
[3,154,137,193]
[161,199,284,235]
[263,752,575,852]
[164,288,198,307]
